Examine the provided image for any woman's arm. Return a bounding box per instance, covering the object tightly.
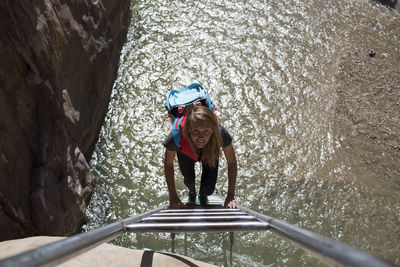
[164,149,185,209]
[222,144,237,208]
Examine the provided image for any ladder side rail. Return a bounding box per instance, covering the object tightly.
[0,205,168,267]
[237,204,394,267]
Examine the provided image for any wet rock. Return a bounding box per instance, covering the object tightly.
[375,0,398,9]
[369,48,376,57]
[0,0,130,240]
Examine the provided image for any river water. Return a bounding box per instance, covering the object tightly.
[85,0,400,266]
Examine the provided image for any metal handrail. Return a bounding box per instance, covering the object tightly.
[237,204,395,267]
[0,205,167,267]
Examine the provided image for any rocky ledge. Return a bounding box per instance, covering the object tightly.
[0,236,216,266]
[0,0,130,240]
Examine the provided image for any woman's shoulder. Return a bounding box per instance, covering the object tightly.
[219,125,232,147]
[163,131,178,151]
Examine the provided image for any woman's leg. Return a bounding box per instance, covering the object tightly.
[199,160,219,199]
[176,151,196,193]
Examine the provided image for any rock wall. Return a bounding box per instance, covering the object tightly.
[0,0,131,240]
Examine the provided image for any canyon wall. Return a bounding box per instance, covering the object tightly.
[0,0,131,240]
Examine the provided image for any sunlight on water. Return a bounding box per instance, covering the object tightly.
[86,0,400,265]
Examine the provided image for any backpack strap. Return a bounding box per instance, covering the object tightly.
[172,116,185,147]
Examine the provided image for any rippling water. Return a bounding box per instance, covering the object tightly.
[85,0,400,265]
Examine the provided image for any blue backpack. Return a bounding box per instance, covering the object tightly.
[164,83,215,149]
[164,83,214,122]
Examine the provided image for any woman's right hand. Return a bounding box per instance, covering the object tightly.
[169,197,186,209]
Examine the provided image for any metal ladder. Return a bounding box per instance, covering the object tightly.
[126,196,267,266]
[0,196,394,267]
[126,196,268,233]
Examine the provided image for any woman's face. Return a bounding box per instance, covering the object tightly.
[189,120,214,148]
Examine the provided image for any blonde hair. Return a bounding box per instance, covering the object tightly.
[183,105,222,167]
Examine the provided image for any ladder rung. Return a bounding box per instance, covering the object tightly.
[141,215,257,222]
[152,212,247,217]
[126,221,269,233]
[159,208,239,213]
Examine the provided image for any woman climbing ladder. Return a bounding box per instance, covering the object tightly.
[163,100,238,209]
